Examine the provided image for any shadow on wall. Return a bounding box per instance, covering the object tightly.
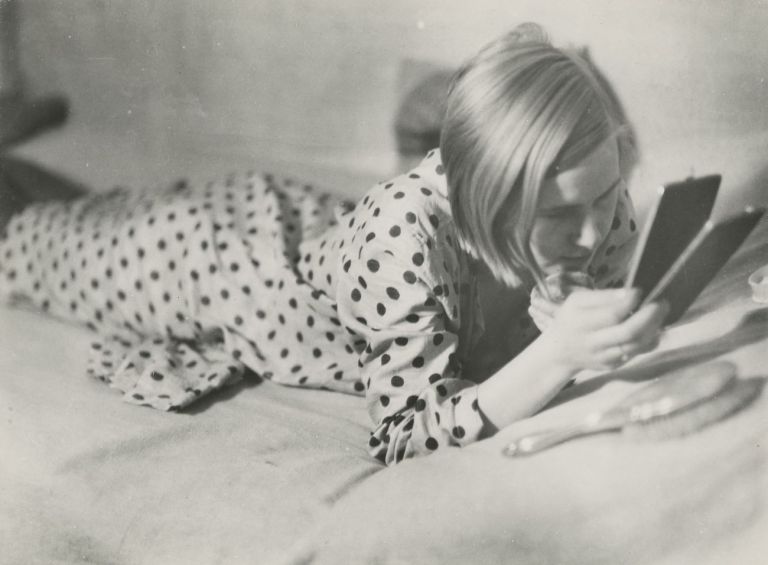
[393,59,453,172]
[632,130,768,223]
[737,160,768,216]
[12,0,768,216]
[725,131,768,215]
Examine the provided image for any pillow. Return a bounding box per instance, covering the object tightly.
[393,58,453,169]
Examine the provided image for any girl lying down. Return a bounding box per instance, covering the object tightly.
[0,23,667,465]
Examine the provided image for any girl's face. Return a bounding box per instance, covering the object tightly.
[529,136,622,275]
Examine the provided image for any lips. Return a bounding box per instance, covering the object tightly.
[560,255,591,267]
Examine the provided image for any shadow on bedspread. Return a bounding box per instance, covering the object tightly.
[0,305,381,564]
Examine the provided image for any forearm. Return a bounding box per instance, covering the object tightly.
[476,333,577,434]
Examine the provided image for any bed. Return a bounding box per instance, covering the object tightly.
[4,4,768,564]
[2,171,767,565]
[0,299,378,564]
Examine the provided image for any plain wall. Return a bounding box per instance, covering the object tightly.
[13,0,768,216]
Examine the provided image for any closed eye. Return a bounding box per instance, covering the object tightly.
[594,185,616,207]
[537,205,575,219]
[536,177,622,218]
[596,177,622,203]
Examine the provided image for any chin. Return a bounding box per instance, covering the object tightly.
[544,261,589,275]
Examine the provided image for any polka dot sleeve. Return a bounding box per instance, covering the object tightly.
[590,186,639,288]
[336,223,486,465]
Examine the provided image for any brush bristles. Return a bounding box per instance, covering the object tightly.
[623,378,764,441]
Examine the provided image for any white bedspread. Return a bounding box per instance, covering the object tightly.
[0,305,380,564]
[3,219,768,565]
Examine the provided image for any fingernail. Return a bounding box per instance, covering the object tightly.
[618,288,638,301]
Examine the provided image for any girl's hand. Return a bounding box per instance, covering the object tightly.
[528,290,559,331]
[528,271,594,331]
[540,288,668,371]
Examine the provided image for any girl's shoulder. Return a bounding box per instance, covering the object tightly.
[346,149,453,247]
[335,149,469,301]
[335,150,470,337]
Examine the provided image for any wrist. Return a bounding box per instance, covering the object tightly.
[476,333,579,431]
[529,331,579,378]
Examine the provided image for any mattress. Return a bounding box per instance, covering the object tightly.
[0,302,381,564]
[2,205,768,565]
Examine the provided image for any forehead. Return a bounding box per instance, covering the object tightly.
[538,137,620,207]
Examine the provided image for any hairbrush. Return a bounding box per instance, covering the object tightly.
[502,360,763,457]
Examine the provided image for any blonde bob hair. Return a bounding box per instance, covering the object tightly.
[440,23,637,289]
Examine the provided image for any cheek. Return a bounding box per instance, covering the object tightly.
[530,219,571,259]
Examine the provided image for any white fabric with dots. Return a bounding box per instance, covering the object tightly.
[333,150,638,463]
[0,150,637,464]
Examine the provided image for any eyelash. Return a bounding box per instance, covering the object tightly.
[539,208,570,219]
[539,186,616,219]
[595,188,614,205]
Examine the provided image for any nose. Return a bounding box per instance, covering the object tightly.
[573,211,603,251]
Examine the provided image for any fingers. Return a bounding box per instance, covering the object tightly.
[529,304,552,331]
[595,300,668,346]
[530,293,559,316]
[565,288,641,328]
[566,287,639,310]
[529,288,562,331]
[623,328,663,358]
[542,288,665,371]
[589,301,669,366]
[591,328,662,369]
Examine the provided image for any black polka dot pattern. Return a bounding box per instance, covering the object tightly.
[0,149,639,464]
[0,171,366,409]
[333,150,640,464]
[587,187,640,292]
[332,150,497,464]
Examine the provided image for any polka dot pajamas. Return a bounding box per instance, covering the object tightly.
[333,151,637,463]
[0,150,638,464]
